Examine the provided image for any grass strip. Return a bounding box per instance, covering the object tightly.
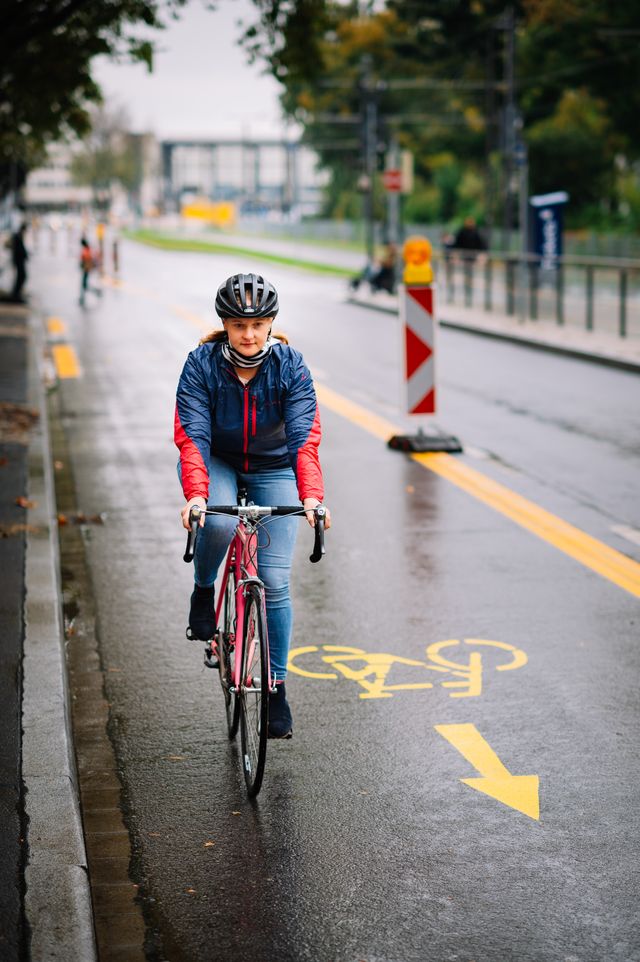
[124,229,354,277]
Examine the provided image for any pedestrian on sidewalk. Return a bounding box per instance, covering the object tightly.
[349,242,397,294]
[452,217,487,259]
[10,224,29,302]
[78,237,101,306]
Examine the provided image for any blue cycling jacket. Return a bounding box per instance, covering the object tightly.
[174,339,323,503]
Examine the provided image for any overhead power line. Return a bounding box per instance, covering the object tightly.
[318,77,504,91]
[307,112,487,128]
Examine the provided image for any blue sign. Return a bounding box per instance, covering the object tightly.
[529,191,569,269]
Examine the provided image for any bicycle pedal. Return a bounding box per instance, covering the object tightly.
[204,646,219,669]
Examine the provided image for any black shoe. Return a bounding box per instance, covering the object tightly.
[187,585,216,640]
[268,682,293,739]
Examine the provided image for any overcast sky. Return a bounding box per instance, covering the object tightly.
[93,0,289,139]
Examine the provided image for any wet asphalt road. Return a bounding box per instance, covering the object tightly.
[34,240,639,962]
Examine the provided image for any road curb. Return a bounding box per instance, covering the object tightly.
[346,294,640,374]
[22,307,97,961]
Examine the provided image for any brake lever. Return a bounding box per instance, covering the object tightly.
[183,506,202,563]
[309,505,326,563]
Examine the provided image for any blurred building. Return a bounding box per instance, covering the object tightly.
[160,138,327,218]
[23,134,325,220]
[23,143,92,210]
[23,134,162,217]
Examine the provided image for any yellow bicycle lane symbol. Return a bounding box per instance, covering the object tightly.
[288,639,527,700]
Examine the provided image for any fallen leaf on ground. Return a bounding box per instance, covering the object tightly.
[0,523,41,537]
[185,888,196,895]
[56,511,106,525]
[166,755,186,761]
[147,832,161,838]
[203,841,215,848]
[0,402,39,443]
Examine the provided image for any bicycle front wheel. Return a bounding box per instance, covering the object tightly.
[239,585,269,797]
[218,568,240,739]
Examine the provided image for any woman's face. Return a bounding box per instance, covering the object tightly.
[223,317,273,358]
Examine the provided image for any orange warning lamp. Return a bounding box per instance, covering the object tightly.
[402,235,433,285]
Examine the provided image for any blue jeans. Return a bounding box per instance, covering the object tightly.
[184,456,300,681]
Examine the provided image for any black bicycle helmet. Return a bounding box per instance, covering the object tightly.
[215,273,279,319]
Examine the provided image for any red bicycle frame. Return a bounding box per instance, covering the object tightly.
[214,520,272,693]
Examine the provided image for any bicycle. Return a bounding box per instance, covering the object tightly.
[183,490,326,797]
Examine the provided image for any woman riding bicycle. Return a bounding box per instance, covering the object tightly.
[174,272,330,738]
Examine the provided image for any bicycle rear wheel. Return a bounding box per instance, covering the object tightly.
[239,585,269,797]
[218,568,240,738]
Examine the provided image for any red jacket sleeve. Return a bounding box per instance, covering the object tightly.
[282,353,324,502]
[174,352,212,501]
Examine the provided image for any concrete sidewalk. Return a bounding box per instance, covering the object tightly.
[0,299,96,961]
[347,288,640,373]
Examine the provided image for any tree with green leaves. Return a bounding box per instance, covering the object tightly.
[0,0,187,198]
[242,0,640,231]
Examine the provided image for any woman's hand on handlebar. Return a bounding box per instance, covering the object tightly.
[303,498,331,529]
[181,496,207,530]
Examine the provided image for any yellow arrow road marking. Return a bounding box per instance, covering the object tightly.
[52,344,81,379]
[435,723,540,820]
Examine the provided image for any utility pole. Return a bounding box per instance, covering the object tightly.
[484,26,497,250]
[496,7,529,313]
[515,137,529,321]
[386,134,400,249]
[499,6,516,250]
[359,56,378,270]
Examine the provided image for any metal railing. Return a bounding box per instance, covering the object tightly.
[435,251,640,339]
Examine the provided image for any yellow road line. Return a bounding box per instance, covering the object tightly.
[47,316,66,335]
[52,344,81,379]
[315,382,640,599]
[171,304,209,332]
[315,382,398,441]
[96,275,209,333]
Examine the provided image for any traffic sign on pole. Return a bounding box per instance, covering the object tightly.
[382,169,402,192]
